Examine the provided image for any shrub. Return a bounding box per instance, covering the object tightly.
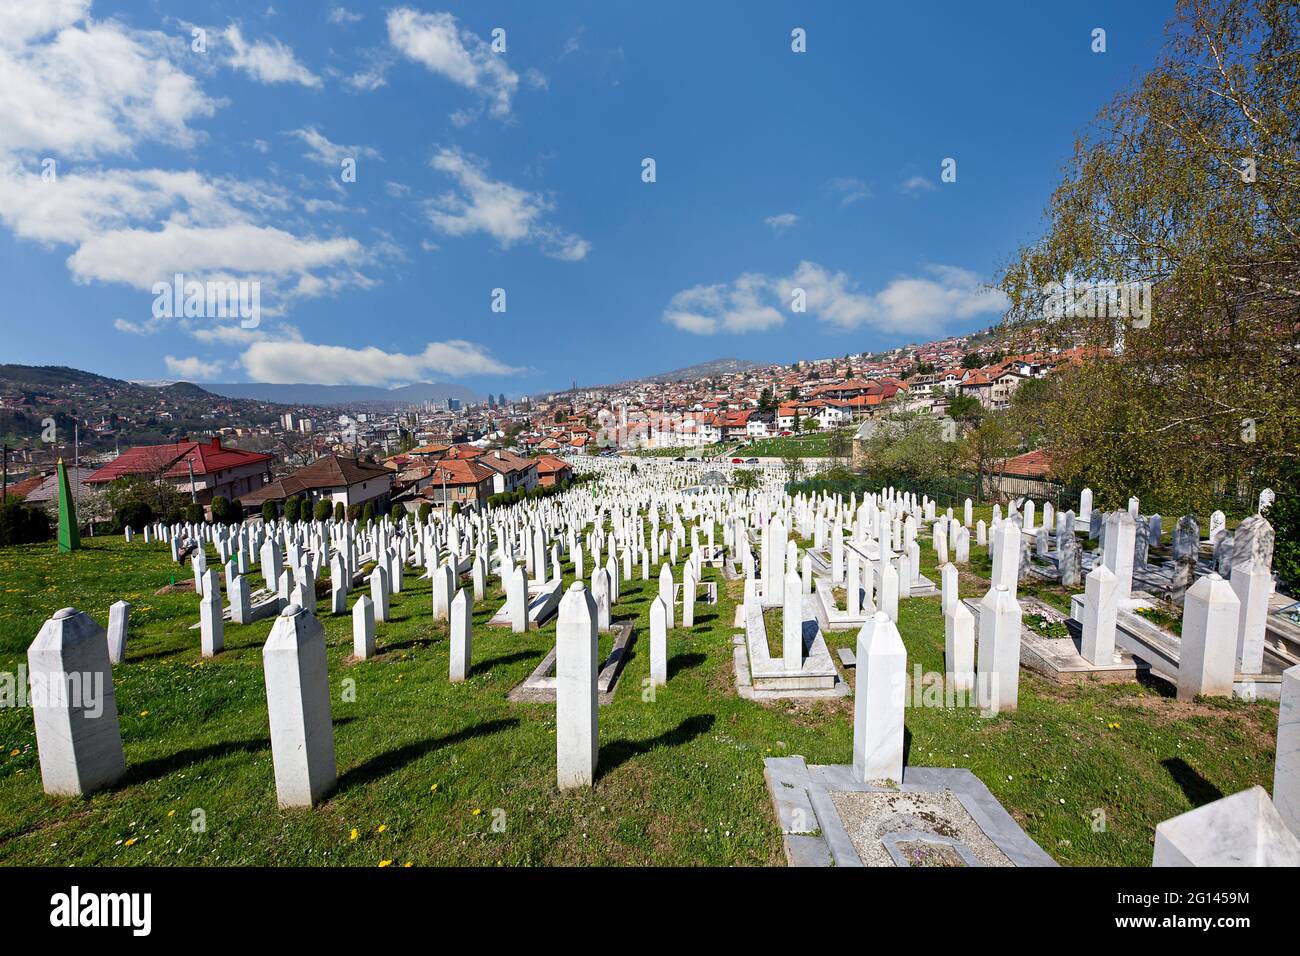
[284,497,300,522]
[184,502,205,524]
[313,500,332,522]
[114,500,153,533]
[334,502,345,522]
[261,500,278,524]
[210,496,236,524]
[417,502,431,524]
[346,503,361,521]
[0,498,54,545]
[362,503,374,525]
[390,503,404,524]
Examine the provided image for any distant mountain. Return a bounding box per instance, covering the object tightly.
[200,380,482,407]
[0,364,292,454]
[612,357,763,386]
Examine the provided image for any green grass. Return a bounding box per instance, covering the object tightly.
[0,524,1280,867]
[739,434,834,458]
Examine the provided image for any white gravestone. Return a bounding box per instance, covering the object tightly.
[263,605,336,807]
[556,583,598,790]
[852,611,907,785]
[28,608,126,796]
[1177,573,1239,701]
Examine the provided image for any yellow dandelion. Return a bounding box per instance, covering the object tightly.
[378,860,393,868]
[9,749,18,757]
[377,824,387,833]
[403,862,413,867]
[429,784,438,792]
[350,828,359,841]
[139,710,149,717]
[124,838,137,847]
[471,808,482,816]
[167,809,176,818]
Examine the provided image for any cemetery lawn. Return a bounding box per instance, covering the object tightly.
[0,534,1280,867]
[740,434,832,458]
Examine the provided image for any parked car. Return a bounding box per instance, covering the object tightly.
[731,457,743,464]
[746,457,758,463]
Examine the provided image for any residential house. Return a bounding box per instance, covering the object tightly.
[85,437,273,507]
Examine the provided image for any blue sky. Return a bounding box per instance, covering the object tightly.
[0,0,1176,395]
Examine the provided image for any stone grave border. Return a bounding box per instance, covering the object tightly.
[764,755,1057,868]
[508,620,636,705]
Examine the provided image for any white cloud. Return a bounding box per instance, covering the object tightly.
[827,177,871,207]
[0,10,217,159]
[386,8,519,120]
[424,147,588,260]
[224,24,321,87]
[901,175,936,194]
[763,212,799,233]
[664,274,785,335]
[165,355,225,380]
[241,338,520,385]
[0,1,91,48]
[289,126,382,167]
[327,8,362,25]
[665,262,1008,337]
[0,159,369,309]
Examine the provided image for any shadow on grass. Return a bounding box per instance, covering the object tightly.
[1137,667,1177,699]
[124,736,270,785]
[1162,756,1224,807]
[668,652,706,678]
[336,717,520,792]
[597,714,715,780]
[472,650,540,676]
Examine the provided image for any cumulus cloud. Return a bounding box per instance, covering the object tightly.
[241,338,520,385]
[665,262,1008,337]
[386,8,519,120]
[664,274,786,335]
[224,25,321,87]
[424,147,589,260]
[900,175,936,194]
[763,212,799,233]
[289,126,382,167]
[165,354,225,380]
[0,7,217,159]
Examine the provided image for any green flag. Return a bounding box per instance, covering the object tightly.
[57,459,80,552]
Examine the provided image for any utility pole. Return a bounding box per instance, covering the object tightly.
[2,443,7,498]
[74,422,80,529]
[187,457,197,502]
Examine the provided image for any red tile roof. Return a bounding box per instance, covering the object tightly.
[86,437,272,484]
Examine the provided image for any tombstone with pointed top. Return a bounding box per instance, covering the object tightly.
[107,600,130,663]
[1231,560,1271,675]
[1178,573,1240,701]
[369,565,389,622]
[658,563,675,629]
[352,594,375,659]
[945,597,975,695]
[556,583,598,790]
[263,605,336,807]
[977,585,1021,715]
[852,611,906,785]
[199,568,224,657]
[432,562,454,622]
[450,588,472,682]
[28,608,126,796]
[229,575,252,625]
[650,595,668,687]
[506,565,528,633]
[1081,564,1118,666]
